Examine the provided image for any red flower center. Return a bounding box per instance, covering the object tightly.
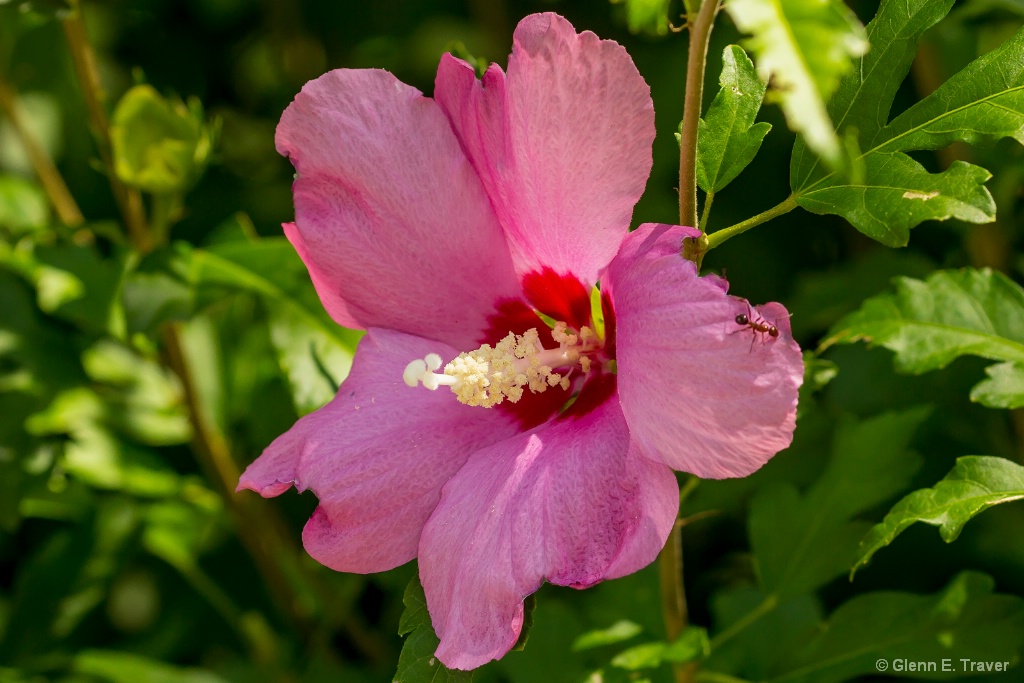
[481,268,617,430]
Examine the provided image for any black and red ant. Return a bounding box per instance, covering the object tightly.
[733,308,779,351]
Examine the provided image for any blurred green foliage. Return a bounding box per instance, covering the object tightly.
[0,0,1023,682]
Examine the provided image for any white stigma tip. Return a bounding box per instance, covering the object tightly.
[425,353,442,371]
[403,359,427,387]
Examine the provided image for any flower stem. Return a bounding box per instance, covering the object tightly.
[660,476,701,683]
[61,0,149,251]
[0,75,84,227]
[679,0,721,229]
[709,593,778,649]
[704,196,798,251]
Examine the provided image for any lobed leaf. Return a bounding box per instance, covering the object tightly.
[750,409,927,599]
[970,361,1024,408]
[395,575,473,683]
[705,588,821,681]
[725,0,867,167]
[791,0,1024,245]
[697,45,772,193]
[824,268,1024,407]
[768,572,1024,683]
[854,456,1024,573]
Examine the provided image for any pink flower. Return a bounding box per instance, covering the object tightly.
[238,12,802,670]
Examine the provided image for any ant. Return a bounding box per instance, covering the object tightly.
[734,308,778,351]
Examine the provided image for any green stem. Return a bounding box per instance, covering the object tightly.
[709,594,779,649]
[61,0,149,251]
[705,196,797,251]
[660,476,702,683]
[658,524,686,644]
[0,75,84,227]
[699,189,715,232]
[149,192,183,248]
[161,552,271,662]
[679,0,721,229]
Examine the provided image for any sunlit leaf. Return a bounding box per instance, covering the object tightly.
[609,628,709,670]
[26,388,181,496]
[573,620,643,651]
[266,301,350,415]
[181,237,361,414]
[610,0,671,36]
[750,409,927,598]
[768,572,1024,683]
[0,175,49,233]
[792,0,1024,245]
[824,268,1024,408]
[73,649,229,683]
[725,0,867,167]
[854,456,1024,573]
[970,361,1024,408]
[82,340,190,446]
[697,45,771,193]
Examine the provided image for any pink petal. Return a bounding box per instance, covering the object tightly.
[237,328,519,573]
[418,398,679,670]
[277,69,521,349]
[605,224,803,479]
[434,13,655,285]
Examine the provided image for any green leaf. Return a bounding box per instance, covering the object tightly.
[706,588,821,680]
[824,269,1024,408]
[970,361,1024,408]
[750,409,927,599]
[725,0,867,167]
[800,354,837,394]
[183,238,354,350]
[768,572,1024,683]
[697,45,772,193]
[25,388,181,497]
[610,0,672,36]
[0,0,72,19]
[73,649,229,683]
[796,154,995,247]
[573,620,644,651]
[0,175,49,233]
[610,628,709,671]
[792,0,1024,246]
[791,0,956,191]
[266,301,351,415]
[82,340,191,446]
[28,243,126,336]
[788,249,935,338]
[854,456,1024,573]
[180,237,361,413]
[395,574,473,683]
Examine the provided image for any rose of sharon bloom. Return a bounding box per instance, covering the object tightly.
[238,12,803,670]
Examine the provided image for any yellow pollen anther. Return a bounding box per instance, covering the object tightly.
[402,321,600,408]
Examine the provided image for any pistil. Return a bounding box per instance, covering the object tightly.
[404,322,599,408]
